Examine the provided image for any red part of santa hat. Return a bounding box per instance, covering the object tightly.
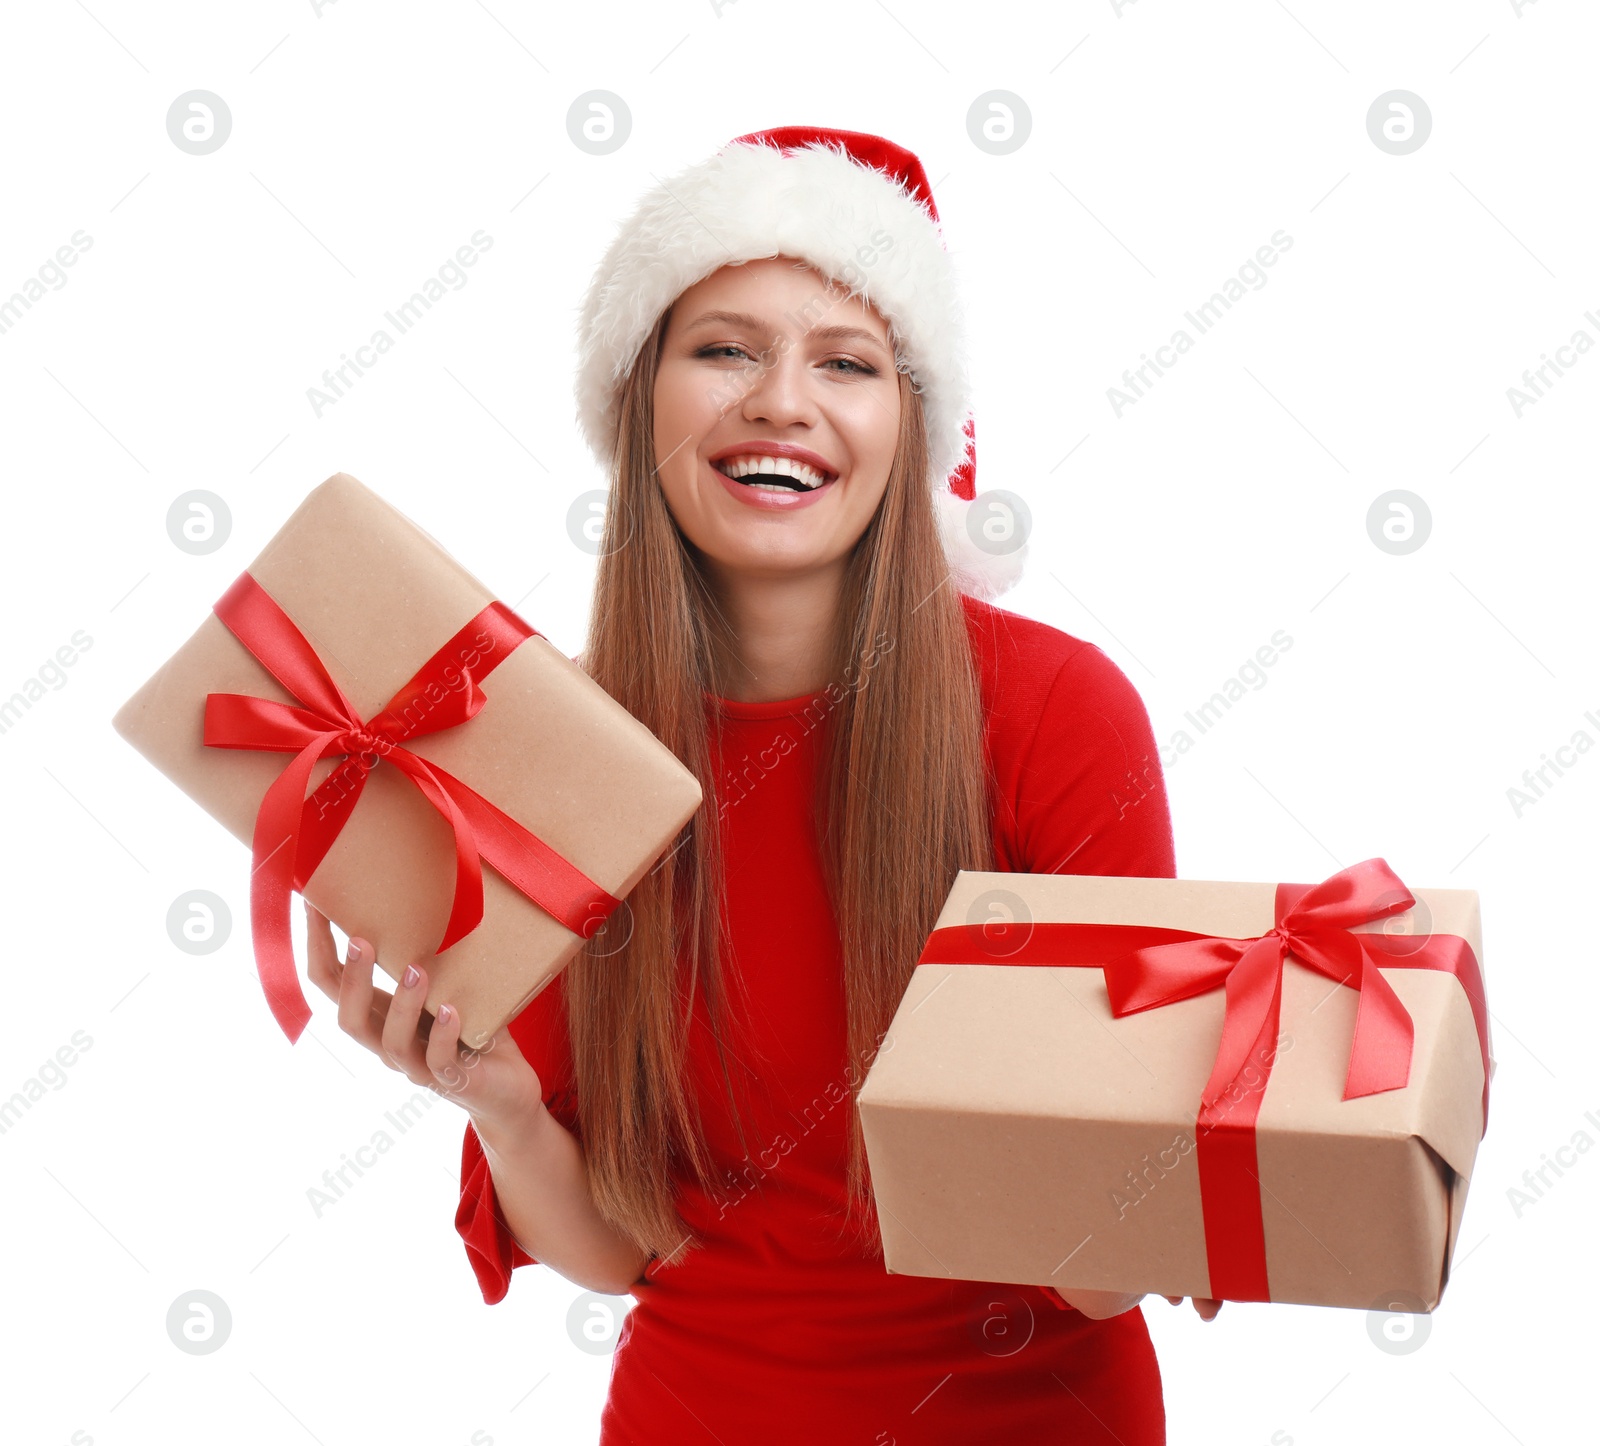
[573,124,1023,600]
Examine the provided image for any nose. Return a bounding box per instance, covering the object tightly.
[737,345,817,431]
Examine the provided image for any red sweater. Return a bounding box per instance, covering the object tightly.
[456,594,1177,1443]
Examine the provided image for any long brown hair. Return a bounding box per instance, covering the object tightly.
[564,303,997,1269]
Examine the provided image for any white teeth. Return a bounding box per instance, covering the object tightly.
[717,454,830,489]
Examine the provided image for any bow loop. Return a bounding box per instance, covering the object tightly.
[365,663,487,743]
[204,693,357,755]
[1277,856,1415,933]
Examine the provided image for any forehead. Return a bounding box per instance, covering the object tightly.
[669,256,891,342]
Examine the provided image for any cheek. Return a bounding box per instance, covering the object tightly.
[652,375,685,457]
[651,374,709,506]
[654,365,724,451]
[839,389,901,481]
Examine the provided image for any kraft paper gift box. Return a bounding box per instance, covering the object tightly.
[113,472,703,1049]
[856,861,1493,1311]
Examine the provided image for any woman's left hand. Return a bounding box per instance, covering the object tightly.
[1163,1295,1224,1321]
[1055,1287,1225,1321]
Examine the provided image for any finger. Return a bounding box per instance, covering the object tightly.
[337,936,386,1053]
[1195,1298,1224,1321]
[424,1002,473,1100]
[380,960,432,1080]
[1164,1295,1182,1306]
[304,899,342,1002]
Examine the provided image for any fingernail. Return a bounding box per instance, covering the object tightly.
[402,964,420,989]
[438,1003,454,1024]
[346,938,366,965]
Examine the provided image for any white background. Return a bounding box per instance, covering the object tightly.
[2,2,1594,1443]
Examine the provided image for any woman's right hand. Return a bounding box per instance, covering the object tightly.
[304,899,544,1135]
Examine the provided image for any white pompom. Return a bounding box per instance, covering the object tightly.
[934,487,1027,602]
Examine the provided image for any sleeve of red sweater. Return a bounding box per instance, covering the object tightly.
[455,973,580,1304]
[1010,639,1177,882]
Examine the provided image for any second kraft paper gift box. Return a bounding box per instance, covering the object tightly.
[856,861,1493,1312]
[113,472,703,1049]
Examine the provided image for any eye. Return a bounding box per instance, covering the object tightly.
[821,356,878,375]
[694,343,755,362]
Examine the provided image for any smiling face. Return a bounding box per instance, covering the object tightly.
[650,256,903,587]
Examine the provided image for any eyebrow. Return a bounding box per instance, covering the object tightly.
[681,309,890,352]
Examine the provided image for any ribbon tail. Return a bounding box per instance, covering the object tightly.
[1342,941,1416,1101]
[429,764,622,939]
[1360,931,1492,1135]
[250,735,339,1042]
[1199,933,1288,1110]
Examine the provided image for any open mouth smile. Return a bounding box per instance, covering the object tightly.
[714,455,831,492]
[709,445,839,494]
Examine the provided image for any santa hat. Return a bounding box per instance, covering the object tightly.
[573,124,1026,602]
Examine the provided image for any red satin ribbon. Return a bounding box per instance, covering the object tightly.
[202,570,621,1043]
[917,858,1490,1304]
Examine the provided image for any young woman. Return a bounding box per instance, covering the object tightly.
[305,127,1219,1444]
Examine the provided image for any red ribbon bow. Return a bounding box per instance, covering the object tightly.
[1111,857,1427,1116]
[918,858,1490,1304]
[202,570,621,1043]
